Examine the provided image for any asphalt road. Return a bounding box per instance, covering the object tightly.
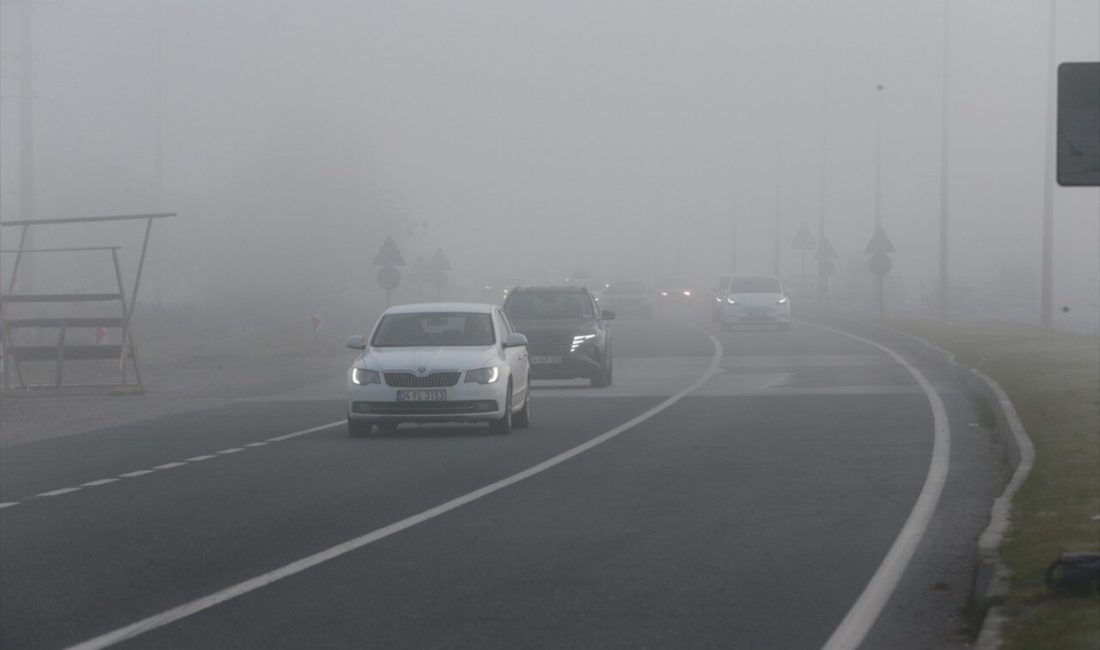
[0,316,1003,649]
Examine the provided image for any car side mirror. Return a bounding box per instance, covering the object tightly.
[503,332,528,348]
[345,335,366,350]
[600,310,616,320]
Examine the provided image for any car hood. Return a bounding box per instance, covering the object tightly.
[358,346,497,372]
[728,292,786,307]
[509,319,598,336]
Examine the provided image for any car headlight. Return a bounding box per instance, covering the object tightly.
[352,368,381,385]
[776,297,789,305]
[682,290,692,297]
[726,297,738,305]
[465,366,500,384]
[571,334,596,352]
[660,291,669,297]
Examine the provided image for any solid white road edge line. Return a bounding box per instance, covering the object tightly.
[64,335,724,650]
[809,323,951,650]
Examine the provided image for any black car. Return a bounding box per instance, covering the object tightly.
[503,286,615,387]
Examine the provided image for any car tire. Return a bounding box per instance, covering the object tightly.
[513,390,531,429]
[377,422,399,433]
[591,361,611,388]
[347,419,374,438]
[490,383,513,434]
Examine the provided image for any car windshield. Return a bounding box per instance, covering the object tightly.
[371,312,495,347]
[729,277,782,294]
[505,292,595,320]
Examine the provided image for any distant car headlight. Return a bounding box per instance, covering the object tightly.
[660,291,669,297]
[352,368,381,385]
[571,334,596,352]
[776,297,789,305]
[726,297,738,305]
[682,290,692,297]
[715,296,723,303]
[465,366,500,384]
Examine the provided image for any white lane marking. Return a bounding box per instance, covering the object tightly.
[265,421,344,443]
[64,337,725,650]
[6,422,346,509]
[82,479,120,487]
[808,323,951,650]
[38,487,82,497]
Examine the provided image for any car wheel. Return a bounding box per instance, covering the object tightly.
[591,361,611,388]
[378,422,399,432]
[347,419,374,438]
[490,383,513,434]
[513,390,531,429]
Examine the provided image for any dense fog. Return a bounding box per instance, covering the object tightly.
[1,0,1098,343]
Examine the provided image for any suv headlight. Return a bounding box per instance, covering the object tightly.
[571,334,596,352]
[726,297,738,305]
[465,366,500,384]
[352,368,381,385]
[776,297,789,305]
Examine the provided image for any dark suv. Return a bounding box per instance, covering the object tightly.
[503,286,615,387]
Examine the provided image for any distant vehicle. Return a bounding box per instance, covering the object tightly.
[345,303,531,436]
[711,275,732,322]
[503,286,615,387]
[654,277,697,305]
[600,280,654,319]
[718,275,792,331]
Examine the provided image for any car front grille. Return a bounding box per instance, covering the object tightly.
[525,334,571,356]
[353,400,497,414]
[383,372,461,388]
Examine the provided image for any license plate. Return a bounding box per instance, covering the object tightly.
[749,308,769,317]
[396,390,446,401]
[530,356,563,364]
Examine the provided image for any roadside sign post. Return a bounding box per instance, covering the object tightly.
[430,249,452,301]
[373,236,406,308]
[865,226,896,321]
[791,223,816,302]
[815,236,838,309]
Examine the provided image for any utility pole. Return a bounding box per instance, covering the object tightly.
[15,0,36,291]
[1040,0,1057,328]
[937,0,951,319]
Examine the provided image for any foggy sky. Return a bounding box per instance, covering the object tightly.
[1,0,1098,329]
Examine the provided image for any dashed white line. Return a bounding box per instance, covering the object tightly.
[82,479,120,487]
[38,487,82,497]
[63,338,724,650]
[6,421,345,510]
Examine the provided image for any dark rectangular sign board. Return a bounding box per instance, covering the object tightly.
[1057,62,1100,187]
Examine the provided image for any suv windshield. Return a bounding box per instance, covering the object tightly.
[505,292,595,320]
[729,277,782,294]
[371,312,495,347]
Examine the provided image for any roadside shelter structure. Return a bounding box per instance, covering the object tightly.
[0,212,176,392]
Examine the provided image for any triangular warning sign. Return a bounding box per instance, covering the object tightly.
[791,223,816,251]
[864,225,896,254]
[815,236,838,261]
[373,236,406,266]
[430,248,452,272]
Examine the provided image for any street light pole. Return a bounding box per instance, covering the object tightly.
[1040,0,1057,328]
[937,0,951,319]
[16,0,37,291]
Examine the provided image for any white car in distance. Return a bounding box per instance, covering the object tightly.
[346,303,531,437]
[719,275,792,331]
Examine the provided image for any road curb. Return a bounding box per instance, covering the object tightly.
[822,318,1033,649]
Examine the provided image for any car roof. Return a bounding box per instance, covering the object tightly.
[383,302,497,315]
[507,286,590,293]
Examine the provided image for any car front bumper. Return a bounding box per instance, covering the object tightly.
[347,380,508,424]
[720,304,791,325]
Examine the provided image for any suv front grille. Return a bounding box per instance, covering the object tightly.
[525,334,570,356]
[383,372,461,388]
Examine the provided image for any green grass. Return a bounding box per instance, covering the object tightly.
[889,317,1100,650]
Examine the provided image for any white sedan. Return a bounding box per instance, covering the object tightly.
[345,303,531,436]
[719,275,792,331]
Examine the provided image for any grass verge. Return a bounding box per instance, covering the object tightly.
[888,317,1099,650]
